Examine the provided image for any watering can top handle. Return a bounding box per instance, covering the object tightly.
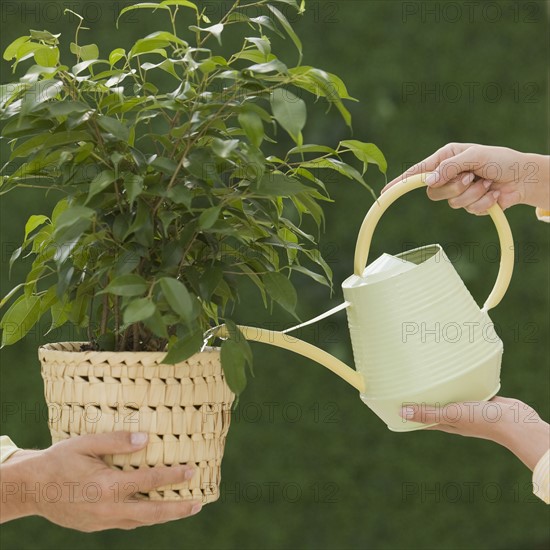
[354,173,515,312]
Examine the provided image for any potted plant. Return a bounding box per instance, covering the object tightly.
[0,0,386,503]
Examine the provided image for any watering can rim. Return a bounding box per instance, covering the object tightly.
[341,243,444,289]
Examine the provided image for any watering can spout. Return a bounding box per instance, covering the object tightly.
[216,324,367,394]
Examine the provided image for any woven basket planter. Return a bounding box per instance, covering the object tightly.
[39,342,235,503]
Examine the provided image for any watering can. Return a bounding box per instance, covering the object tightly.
[218,173,515,431]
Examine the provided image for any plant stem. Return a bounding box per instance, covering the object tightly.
[100,294,108,334]
[114,296,120,349]
[133,323,139,352]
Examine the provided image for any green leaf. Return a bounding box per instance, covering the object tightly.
[163,329,203,365]
[199,206,222,229]
[109,48,126,65]
[160,0,198,10]
[123,174,144,205]
[3,36,30,61]
[271,88,306,145]
[54,205,95,231]
[199,267,223,300]
[262,271,297,314]
[300,158,369,188]
[188,23,224,45]
[224,319,253,376]
[220,339,247,394]
[143,309,169,338]
[47,299,70,333]
[290,67,356,100]
[267,4,303,63]
[21,80,63,115]
[51,199,69,224]
[211,138,239,158]
[150,156,178,174]
[0,295,41,346]
[123,298,156,324]
[104,274,148,297]
[87,169,116,202]
[340,140,387,175]
[247,59,288,74]
[46,101,90,117]
[0,284,25,310]
[129,32,184,57]
[239,110,264,147]
[246,37,271,58]
[254,173,308,196]
[290,265,330,286]
[117,3,170,26]
[287,144,336,156]
[10,130,91,159]
[160,277,195,323]
[97,116,129,141]
[167,186,192,208]
[34,46,60,67]
[79,44,99,61]
[24,215,49,241]
[29,30,60,43]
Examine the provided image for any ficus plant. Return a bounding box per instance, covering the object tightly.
[0,0,386,396]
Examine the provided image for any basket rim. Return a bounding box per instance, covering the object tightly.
[38,341,220,359]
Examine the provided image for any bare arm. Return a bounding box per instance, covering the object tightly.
[384,144,550,214]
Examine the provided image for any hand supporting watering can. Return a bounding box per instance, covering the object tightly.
[385,143,550,504]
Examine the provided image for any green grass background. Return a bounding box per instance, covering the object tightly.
[1,1,548,548]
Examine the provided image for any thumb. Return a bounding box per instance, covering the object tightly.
[400,403,444,424]
[66,431,149,456]
[426,148,484,188]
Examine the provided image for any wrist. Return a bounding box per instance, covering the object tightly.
[0,450,44,522]
[498,417,549,471]
[521,154,550,210]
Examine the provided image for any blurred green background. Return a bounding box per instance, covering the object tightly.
[1,1,548,548]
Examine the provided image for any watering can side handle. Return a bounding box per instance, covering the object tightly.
[354,173,515,311]
[216,325,367,394]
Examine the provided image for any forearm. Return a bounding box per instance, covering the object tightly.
[497,418,550,472]
[522,153,550,210]
[0,451,41,523]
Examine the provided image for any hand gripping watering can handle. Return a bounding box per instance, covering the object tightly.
[354,173,515,311]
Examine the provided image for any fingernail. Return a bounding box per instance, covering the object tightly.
[399,406,415,420]
[425,172,438,186]
[184,468,195,481]
[462,173,475,185]
[493,191,501,199]
[130,432,148,446]
[191,503,202,515]
[483,180,492,189]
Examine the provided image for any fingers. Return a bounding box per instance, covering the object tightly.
[447,180,492,210]
[119,465,196,495]
[383,143,470,193]
[425,146,486,188]
[67,431,149,457]
[131,499,203,526]
[426,176,471,202]
[400,403,470,427]
[464,191,500,215]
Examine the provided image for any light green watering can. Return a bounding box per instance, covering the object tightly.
[218,173,515,431]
